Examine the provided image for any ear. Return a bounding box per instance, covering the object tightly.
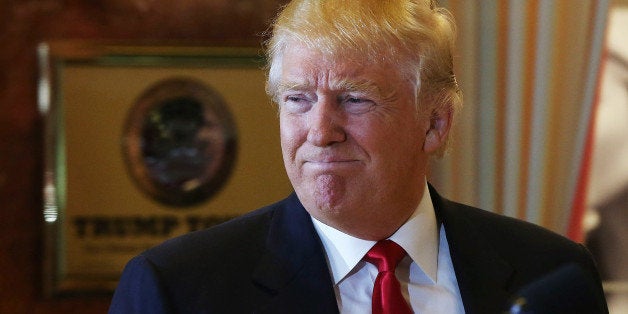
[422,108,452,153]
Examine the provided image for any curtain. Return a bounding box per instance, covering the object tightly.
[429,0,609,236]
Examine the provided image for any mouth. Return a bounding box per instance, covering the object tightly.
[302,159,361,171]
[297,148,364,171]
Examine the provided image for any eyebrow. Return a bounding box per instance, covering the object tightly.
[331,78,381,95]
[276,78,383,96]
[276,81,310,94]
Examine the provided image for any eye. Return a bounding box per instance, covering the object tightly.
[341,94,375,114]
[286,95,304,102]
[281,93,313,114]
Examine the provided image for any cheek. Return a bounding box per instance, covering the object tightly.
[349,118,396,146]
[353,118,424,158]
[279,116,304,157]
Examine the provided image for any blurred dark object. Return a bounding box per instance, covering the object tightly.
[507,263,607,314]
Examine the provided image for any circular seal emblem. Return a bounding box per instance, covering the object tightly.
[122,77,237,207]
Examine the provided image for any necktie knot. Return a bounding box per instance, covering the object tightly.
[365,240,407,272]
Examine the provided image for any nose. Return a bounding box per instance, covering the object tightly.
[306,97,346,146]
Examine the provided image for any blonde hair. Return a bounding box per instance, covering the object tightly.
[265,0,462,119]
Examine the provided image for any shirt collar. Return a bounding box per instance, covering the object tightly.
[312,182,439,285]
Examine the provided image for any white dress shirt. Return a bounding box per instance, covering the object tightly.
[312,183,465,313]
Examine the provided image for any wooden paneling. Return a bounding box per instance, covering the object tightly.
[0,1,287,312]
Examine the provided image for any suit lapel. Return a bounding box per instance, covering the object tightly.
[430,185,515,314]
[251,194,339,314]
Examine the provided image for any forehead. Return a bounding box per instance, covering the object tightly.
[278,45,398,92]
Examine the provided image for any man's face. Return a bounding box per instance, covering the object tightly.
[277,44,437,239]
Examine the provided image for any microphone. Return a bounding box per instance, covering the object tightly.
[506,263,606,314]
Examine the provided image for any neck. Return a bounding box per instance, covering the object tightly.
[312,195,422,241]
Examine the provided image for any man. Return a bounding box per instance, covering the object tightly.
[109,0,608,313]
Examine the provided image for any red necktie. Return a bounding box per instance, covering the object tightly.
[364,240,413,314]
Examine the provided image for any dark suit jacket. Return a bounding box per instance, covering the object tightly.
[109,186,608,314]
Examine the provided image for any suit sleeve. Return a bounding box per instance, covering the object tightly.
[109,255,173,314]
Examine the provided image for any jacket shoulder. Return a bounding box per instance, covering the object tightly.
[440,196,585,256]
[141,197,289,267]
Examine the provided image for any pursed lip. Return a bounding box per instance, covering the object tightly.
[305,160,358,164]
[303,153,359,163]
[302,158,361,170]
